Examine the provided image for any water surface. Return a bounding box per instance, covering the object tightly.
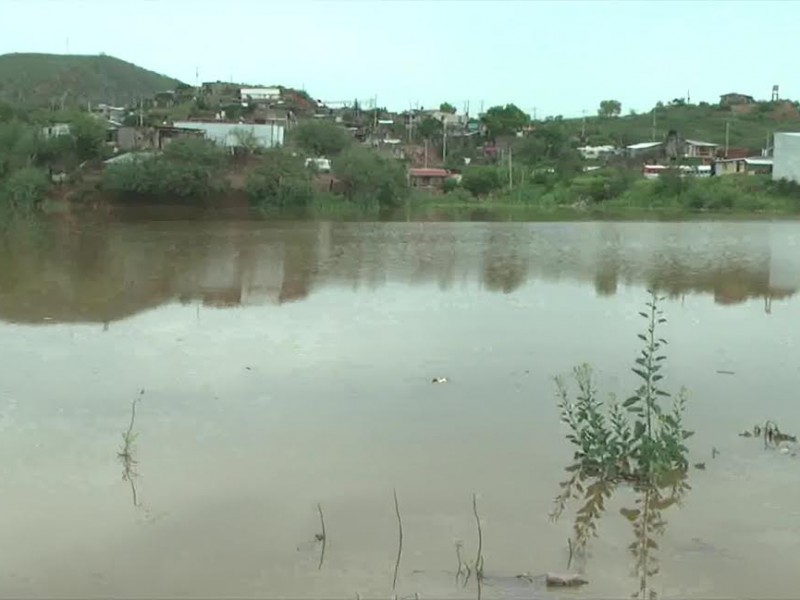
[1,216,799,598]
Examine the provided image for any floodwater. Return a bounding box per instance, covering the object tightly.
[1,214,800,599]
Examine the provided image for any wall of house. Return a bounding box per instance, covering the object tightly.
[772,133,800,182]
[172,121,285,149]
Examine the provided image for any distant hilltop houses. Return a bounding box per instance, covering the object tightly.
[37,76,800,189]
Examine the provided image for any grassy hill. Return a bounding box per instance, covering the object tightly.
[0,53,182,108]
[560,101,800,153]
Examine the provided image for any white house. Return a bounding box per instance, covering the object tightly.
[239,87,281,103]
[578,145,616,160]
[41,123,71,138]
[772,132,800,183]
[172,121,284,149]
[626,141,663,157]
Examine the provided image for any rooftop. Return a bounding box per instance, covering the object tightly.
[685,139,719,147]
[627,141,663,150]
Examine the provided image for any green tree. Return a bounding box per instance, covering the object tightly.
[245,149,313,208]
[70,114,108,161]
[481,104,530,139]
[290,119,352,157]
[333,146,407,208]
[461,166,504,197]
[597,99,622,117]
[439,102,457,114]
[416,116,443,141]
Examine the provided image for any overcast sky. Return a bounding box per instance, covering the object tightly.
[0,0,795,117]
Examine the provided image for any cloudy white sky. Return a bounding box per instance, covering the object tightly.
[0,0,795,117]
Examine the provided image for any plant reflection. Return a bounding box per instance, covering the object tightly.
[551,464,690,599]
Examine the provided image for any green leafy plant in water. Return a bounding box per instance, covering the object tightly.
[550,291,694,598]
[554,290,693,485]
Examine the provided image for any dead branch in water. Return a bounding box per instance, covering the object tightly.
[393,489,404,591]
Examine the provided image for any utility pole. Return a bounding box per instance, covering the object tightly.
[442,116,447,162]
[581,110,587,139]
[651,107,657,142]
[725,121,730,158]
[508,147,513,189]
[424,139,429,168]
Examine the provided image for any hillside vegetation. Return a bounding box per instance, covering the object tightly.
[0,53,181,108]
[560,101,800,152]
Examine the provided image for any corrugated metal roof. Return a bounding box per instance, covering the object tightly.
[627,141,662,150]
[685,139,719,147]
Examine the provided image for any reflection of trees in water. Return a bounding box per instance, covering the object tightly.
[481,230,528,294]
[552,465,690,599]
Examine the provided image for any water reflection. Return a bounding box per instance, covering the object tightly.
[0,215,798,324]
[552,464,691,599]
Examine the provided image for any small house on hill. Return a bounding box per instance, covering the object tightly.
[626,141,662,158]
[720,93,755,107]
[408,167,451,189]
[684,139,719,160]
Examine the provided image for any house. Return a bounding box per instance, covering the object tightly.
[626,141,663,158]
[172,120,285,149]
[578,145,616,160]
[772,132,800,182]
[92,104,127,123]
[684,139,719,159]
[115,126,204,152]
[715,156,774,176]
[720,93,755,106]
[41,123,71,138]
[408,167,451,189]
[239,87,281,104]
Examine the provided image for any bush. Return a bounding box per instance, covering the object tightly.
[442,177,459,193]
[245,149,314,208]
[333,146,408,208]
[103,138,228,200]
[461,166,504,197]
[0,167,49,210]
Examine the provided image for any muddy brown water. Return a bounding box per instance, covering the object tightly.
[1,214,800,598]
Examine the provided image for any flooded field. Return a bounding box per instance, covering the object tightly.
[1,215,800,598]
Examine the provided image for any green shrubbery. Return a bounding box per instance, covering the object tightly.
[103,137,228,199]
[245,149,314,208]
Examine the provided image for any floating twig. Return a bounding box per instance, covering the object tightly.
[317,503,327,570]
[393,489,403,591]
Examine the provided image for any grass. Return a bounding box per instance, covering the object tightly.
[0,52,180,107]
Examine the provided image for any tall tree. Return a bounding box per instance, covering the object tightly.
[481,104,530,139]
[597,99,622,117]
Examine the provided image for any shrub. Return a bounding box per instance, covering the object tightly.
[333,146,408,208]
[0,167,49,210]
[461,166,504,197]
[245,149,314,208]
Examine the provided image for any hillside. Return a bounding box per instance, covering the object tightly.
[561,101,800,153]
[0,53,182,108]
